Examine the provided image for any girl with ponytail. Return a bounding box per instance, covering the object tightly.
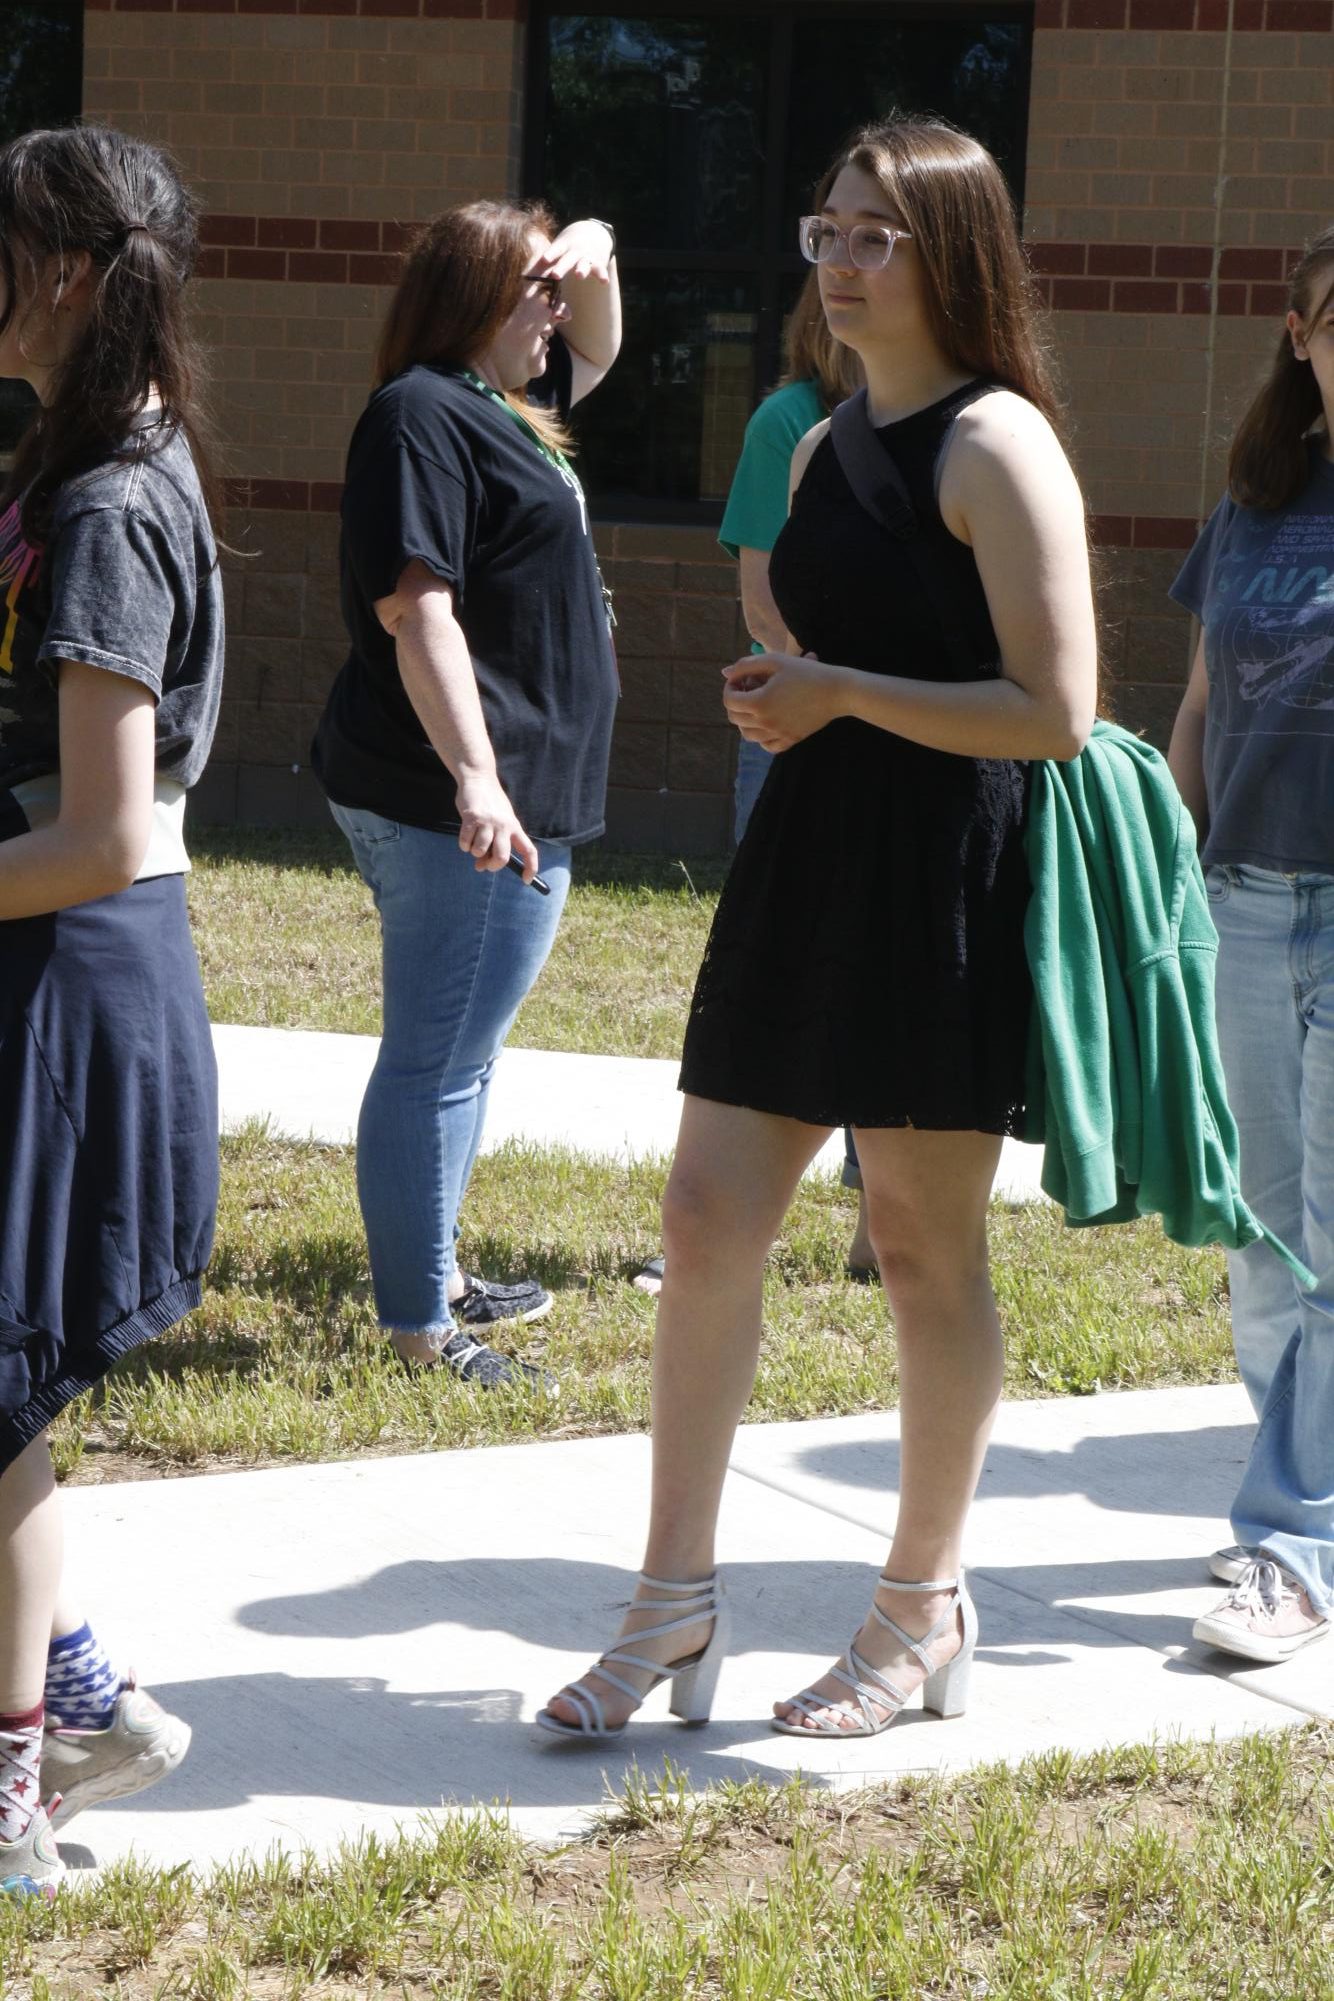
[0,126,221,1895]
[1168,226,1334,1667]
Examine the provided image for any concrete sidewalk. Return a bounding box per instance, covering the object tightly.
[213,1023,1049,1201]
[55,1383,1328,1879]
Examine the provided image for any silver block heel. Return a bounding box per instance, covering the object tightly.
[773,1570,977,1738]
[537,1572,726,1740]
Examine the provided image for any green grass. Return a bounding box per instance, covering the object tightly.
[186,830,727,1057]
[2,1728,1329,1997]
[52,1126,1233,1481]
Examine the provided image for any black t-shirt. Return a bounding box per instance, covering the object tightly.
[0,426,223,790]
[312,336,618,845]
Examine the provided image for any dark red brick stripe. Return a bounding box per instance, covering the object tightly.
[89,1,524,18]
[1029,241,1301,317]
[199,215,1303,315]
[1036,0,1330,26]
[225,477,1196,547]
[198,214,414,283]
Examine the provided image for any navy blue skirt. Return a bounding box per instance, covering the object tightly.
[0,834,218,1472]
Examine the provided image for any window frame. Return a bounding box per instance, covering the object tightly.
[524,0,1033,524]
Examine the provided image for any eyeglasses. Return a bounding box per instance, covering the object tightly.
[798,216,912,271]
[524,272,563,307]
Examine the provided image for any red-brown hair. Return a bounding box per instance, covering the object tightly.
[815,116,1063,435]
[375,198,571,455]
[1228,226,1334,511]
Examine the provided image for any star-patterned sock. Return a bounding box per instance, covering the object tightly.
[44,1623,122,1731]
[0,1703,44,1843]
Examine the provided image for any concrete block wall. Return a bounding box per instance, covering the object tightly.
[81,0,1334,847]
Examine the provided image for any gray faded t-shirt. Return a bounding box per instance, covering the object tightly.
[0,424,223,793]
[1170,451,1334,872]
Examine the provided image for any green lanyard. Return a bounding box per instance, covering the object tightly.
[455,367,615,633]
[458,367,585,506]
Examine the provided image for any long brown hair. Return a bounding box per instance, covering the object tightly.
[815,115,1063,435]
[0,125,220,545]
[1228,228,1334,512]
[375,199,572,458]
[778,267,861,412]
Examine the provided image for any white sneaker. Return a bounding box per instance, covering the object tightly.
[1193,1557,1331,1665]
[0,1802,63,1900]
[1208,1543,1256,1585]
[42,1677,190,1828]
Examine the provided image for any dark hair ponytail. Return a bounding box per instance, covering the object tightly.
[0,124,221,545]
[1228,226,1334,512]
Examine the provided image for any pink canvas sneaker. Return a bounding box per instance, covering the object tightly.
[1193,1557,1331,1664]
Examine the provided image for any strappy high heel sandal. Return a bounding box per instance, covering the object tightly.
[772,1571,977,1738]
[536,1572,728,1741]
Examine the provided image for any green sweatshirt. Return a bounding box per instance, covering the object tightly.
[1023,719,1312,1286]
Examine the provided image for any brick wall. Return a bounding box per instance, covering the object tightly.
[82,0,1334,850]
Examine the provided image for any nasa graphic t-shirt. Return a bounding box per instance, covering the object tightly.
[1171,450,1334,872]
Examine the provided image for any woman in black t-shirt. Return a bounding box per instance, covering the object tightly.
[313,201,620,1390]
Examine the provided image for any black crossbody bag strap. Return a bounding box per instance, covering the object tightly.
[829,387,985,680]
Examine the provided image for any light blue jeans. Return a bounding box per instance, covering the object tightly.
[331,803,571,1336]
[1209,862,1334,1615]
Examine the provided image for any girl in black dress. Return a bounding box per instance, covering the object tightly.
[539,118,1097,1741]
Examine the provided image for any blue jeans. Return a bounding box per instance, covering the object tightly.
[1209,862,1334,1615]
[733,738,773,848]
[331,803,571,1336]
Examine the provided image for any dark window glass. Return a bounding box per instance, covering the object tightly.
[544,15,768,253]
[532,5,1031,521]
[0,2,83,460]
[574,274,758,512]
[783,19,1029,224]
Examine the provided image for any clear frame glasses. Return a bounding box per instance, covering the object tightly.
[798,216,912,271]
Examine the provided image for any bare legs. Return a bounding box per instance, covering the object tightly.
[774,1126,1003,1729]
[544,1105,1006,1733]
[543,1098,829,1728]
[0,1437,64,1715]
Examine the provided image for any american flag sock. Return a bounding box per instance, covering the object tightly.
[0,1703,44,1843]
[44,1623,122,1731]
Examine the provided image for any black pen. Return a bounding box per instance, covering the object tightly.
[506,853,550,895]
[443,822,549,894]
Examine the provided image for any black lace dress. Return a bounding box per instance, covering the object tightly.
[679,381,1032,1136]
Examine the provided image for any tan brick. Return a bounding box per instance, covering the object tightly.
[328,84,387,121]
[259,17,328,54]
[355,119,418,153]
[293,117,356,152]
[1153,100,1225,138]
[237,49,298,85]
[608,723,667,789]
[1091,99,1156,135]
[111,43,170,81]
[85,81,143,115]
[617,659,672,724]
[668,725,732,792]
[268,83,326,120]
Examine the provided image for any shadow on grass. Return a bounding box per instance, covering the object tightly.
[189,824,732,896]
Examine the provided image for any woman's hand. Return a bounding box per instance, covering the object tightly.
[454,769,540,881]
[722,650,848,752]
[542,219,616,286]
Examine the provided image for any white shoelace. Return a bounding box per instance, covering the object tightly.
[1226,1557,1290,1622]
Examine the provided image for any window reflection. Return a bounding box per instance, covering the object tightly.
[784,19,1028,218]
[544,14,766,253]
[536,7,1031,517]
[569,276,758,510]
